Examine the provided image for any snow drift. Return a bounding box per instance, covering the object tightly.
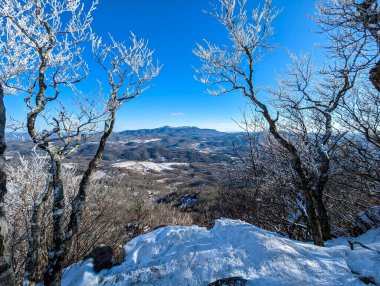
[63,219,380,286]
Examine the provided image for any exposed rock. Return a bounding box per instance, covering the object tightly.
[88,246,114,273]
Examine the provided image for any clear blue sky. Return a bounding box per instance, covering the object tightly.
[6,0,324,132]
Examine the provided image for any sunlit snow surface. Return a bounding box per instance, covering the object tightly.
[62,219,380,286]
[111,161,188,173]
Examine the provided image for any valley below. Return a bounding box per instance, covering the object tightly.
[6,126,244,219]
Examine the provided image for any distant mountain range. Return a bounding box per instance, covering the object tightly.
[6,126,246,164]
[119,126,226,137]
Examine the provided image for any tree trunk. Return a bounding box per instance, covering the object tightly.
[0,83,14,285]
[43,157,65,286]
[246,64,329,246]
[65,112,116,258]
[43,112,117,286]
[315,149,332,242]
[313,190,331,241]
[24,175,53,286]
[304,190,324,246]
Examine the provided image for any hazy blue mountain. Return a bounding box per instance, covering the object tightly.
[118,126,226,138]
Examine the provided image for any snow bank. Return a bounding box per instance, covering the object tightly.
[63,219,380,286]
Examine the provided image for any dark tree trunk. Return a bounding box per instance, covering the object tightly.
[314,160,332,241]
[304,190,325,246]
[250,92,327,246]
[313,189,331,241]
[43,157,65,286]
[24,175,53,286]
[65,112,116,257]
[0,83,14,285]
[42,112,117,286]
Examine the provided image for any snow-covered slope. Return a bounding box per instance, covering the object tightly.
[62,219,380,286]
[111,161,188,173]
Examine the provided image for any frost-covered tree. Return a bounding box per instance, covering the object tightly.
[317,1,380,202]
[317,0,380,92]
[0,1,98,284]
[0,82,14,286]
[0,0,160,285]
[194,0,359,246]
[0,7,36,283]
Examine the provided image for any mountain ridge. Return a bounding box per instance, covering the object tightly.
[6,126,244,163]
[118,126,227,137]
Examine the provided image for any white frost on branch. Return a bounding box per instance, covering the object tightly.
[193,0,280,96]
[92,33,161,108]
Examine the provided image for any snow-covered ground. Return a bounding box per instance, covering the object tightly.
[62,219,380,286]
[188,142,227,154]
[111,161,188,173]
[117,138,162,144]
[62,163,77,169]
[92,170,108,180]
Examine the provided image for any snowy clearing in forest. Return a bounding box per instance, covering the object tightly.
[111,161,188,173]
[62,219,380,286]
[62,163,77,169]
[117,138,162,144]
